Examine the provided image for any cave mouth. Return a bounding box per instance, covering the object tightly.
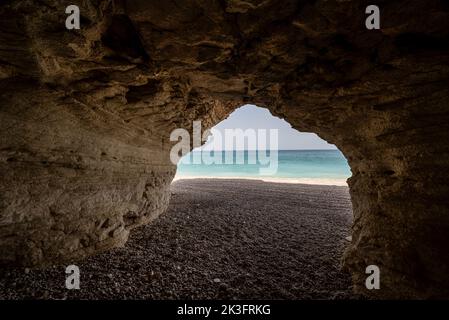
[169,104,355,298]
[174,104,351,185]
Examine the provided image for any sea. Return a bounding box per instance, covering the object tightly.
[175,149,351,186]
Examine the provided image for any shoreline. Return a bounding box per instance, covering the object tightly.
[173,175,348,186]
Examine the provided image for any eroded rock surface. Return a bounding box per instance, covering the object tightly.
[1,0,449,298]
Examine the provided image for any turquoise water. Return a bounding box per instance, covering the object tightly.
[176,150,351,180]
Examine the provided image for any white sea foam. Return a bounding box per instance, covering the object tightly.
[173,175,348,186]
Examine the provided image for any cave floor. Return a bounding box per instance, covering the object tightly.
[0,179,357,299]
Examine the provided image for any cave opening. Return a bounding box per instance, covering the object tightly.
[174,104,351,185]
[168,104,355,298]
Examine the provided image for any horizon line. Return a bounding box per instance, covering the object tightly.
[190,148,339,152]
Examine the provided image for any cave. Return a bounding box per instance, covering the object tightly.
[1,0,449,299]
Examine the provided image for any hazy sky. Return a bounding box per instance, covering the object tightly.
[201,104,336,150]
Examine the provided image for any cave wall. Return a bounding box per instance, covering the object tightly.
[1,0,449,298]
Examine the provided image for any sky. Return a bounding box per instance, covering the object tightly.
[199,104,337,150]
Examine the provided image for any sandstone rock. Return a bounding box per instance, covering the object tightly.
[1,0,449,298]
